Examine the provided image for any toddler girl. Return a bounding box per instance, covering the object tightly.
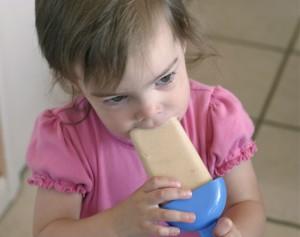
[27,1,266,236]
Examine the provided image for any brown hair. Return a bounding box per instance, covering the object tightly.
[35,0,214,95]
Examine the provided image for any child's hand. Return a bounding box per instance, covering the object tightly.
[111,176,195,237]
[213,217,242,237]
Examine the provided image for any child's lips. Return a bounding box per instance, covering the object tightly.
[135,119,162,129]
[135,116,180,130]
[137,121,161,129]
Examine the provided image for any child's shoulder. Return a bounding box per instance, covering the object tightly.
[189,79,243,109]
[37,96,92,125]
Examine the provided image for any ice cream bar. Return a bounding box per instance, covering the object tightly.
[130,117,212,190]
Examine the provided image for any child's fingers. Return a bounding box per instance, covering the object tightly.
[141,176,193,205]
[142,176,182,192]
[144,187,192,206]
[213,217,233,236]
[151,208,195,223]
[147,223,181,237]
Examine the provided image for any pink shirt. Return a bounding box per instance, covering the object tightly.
[26,79,256,236]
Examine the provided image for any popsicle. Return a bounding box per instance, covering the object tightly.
[130,117,212,190]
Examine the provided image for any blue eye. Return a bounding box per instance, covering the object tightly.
[155,72,176,86]
[105,95,128,105]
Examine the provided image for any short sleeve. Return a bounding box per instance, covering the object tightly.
[26,109,93,197]
[206,86,257,178]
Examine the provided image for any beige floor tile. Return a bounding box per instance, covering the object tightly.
[187,0,299,48]
[187,41,282,118]
[265,222,300,237]
[265,55,300,127]
[0,170,35,237]
[253,125,300,224]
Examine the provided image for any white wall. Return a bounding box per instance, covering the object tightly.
[0,0,59,216]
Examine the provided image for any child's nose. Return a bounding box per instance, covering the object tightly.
[135,100,162,122]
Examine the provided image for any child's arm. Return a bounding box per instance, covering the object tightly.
[213,160,266,237]
[33,176,194,237]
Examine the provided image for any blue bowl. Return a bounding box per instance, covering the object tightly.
[163,177,227,233]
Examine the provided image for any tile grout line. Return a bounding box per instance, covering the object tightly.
[253,18,300,139]
[250,117,300,132]
[208,34,300,56]
[267,217,300,230]
[262,120,300,132]
[209,34,286,53]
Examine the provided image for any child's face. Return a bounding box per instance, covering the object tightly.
[78,20,190,139]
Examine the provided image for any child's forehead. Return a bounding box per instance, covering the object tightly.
[126,21,178,72]
[92,37,181,97]
[87,17,179,94]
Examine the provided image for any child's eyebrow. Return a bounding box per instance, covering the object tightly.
[91,91,126,98]
[91,57,178,97]
[154,57,178,81]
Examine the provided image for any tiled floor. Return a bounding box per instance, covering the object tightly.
[0,1,299,236]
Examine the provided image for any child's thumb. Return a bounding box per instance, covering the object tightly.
[213,217,233,236]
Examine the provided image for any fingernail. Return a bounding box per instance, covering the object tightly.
[173,181,181,187]
[171,228,180,236]
[187,213,196,222]
[184,190,192,197]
